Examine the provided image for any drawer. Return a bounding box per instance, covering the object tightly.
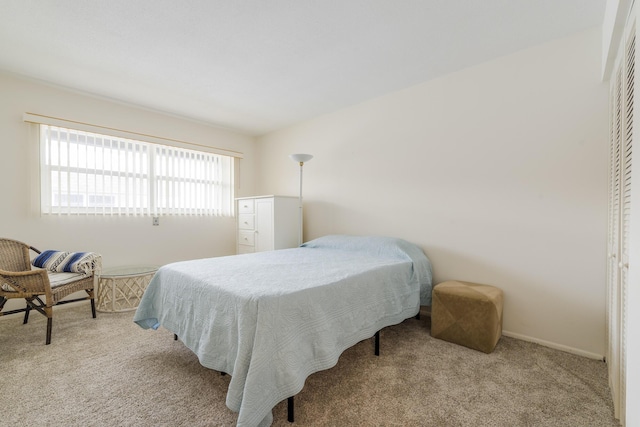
[238,213,255,230]
[237,244,255,254]
[237,199,254,214]
[238,230,255,246]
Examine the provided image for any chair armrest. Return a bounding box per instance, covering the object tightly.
[0,268,50,294]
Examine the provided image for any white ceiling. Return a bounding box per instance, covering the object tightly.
[0,0,606,136]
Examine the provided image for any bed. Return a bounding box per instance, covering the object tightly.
[133,235,432,427]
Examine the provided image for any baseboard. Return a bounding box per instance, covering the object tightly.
[502,330,605,361]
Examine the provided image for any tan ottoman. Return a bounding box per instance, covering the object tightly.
[431,280,503,353]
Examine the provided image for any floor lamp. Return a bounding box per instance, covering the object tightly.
[289,153,313,246]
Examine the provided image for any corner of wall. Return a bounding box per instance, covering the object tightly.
[602,0,634,81]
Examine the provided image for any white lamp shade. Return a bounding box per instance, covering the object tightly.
[289,153,313,163]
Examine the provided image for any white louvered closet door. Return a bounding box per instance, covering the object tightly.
[607,63,622,422]
[608,19,635,427]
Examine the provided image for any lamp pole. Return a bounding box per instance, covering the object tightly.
[289,154,313,246]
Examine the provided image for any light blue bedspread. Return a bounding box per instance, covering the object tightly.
[133,235,432,427]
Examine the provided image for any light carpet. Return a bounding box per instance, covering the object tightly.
[0,303,618,426]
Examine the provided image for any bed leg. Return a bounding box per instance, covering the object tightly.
[416,311,420,320]
[174,334,178,341]
[375,330,380,356]
[288,396,294,422]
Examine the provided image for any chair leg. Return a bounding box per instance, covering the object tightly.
[23,305,31,324]
[23,300,32,324]
[44,306,53,345]
[85,289,97,318]
[46,317,52,345]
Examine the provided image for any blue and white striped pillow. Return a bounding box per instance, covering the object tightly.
[32,250,97,275]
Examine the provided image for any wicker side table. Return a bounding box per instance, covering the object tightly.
[96,265,158,312]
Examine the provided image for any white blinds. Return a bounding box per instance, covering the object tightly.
[153,144,233,216]
[40,125,234,216]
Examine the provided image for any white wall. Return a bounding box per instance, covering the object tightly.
[256,28,609,358]
[0,71,256,310]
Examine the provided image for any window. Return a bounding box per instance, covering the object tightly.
[40,125,234,216]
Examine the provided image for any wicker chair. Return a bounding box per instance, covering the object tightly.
[0,238,101,345]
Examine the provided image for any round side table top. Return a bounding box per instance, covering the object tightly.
[100,265,159,278]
